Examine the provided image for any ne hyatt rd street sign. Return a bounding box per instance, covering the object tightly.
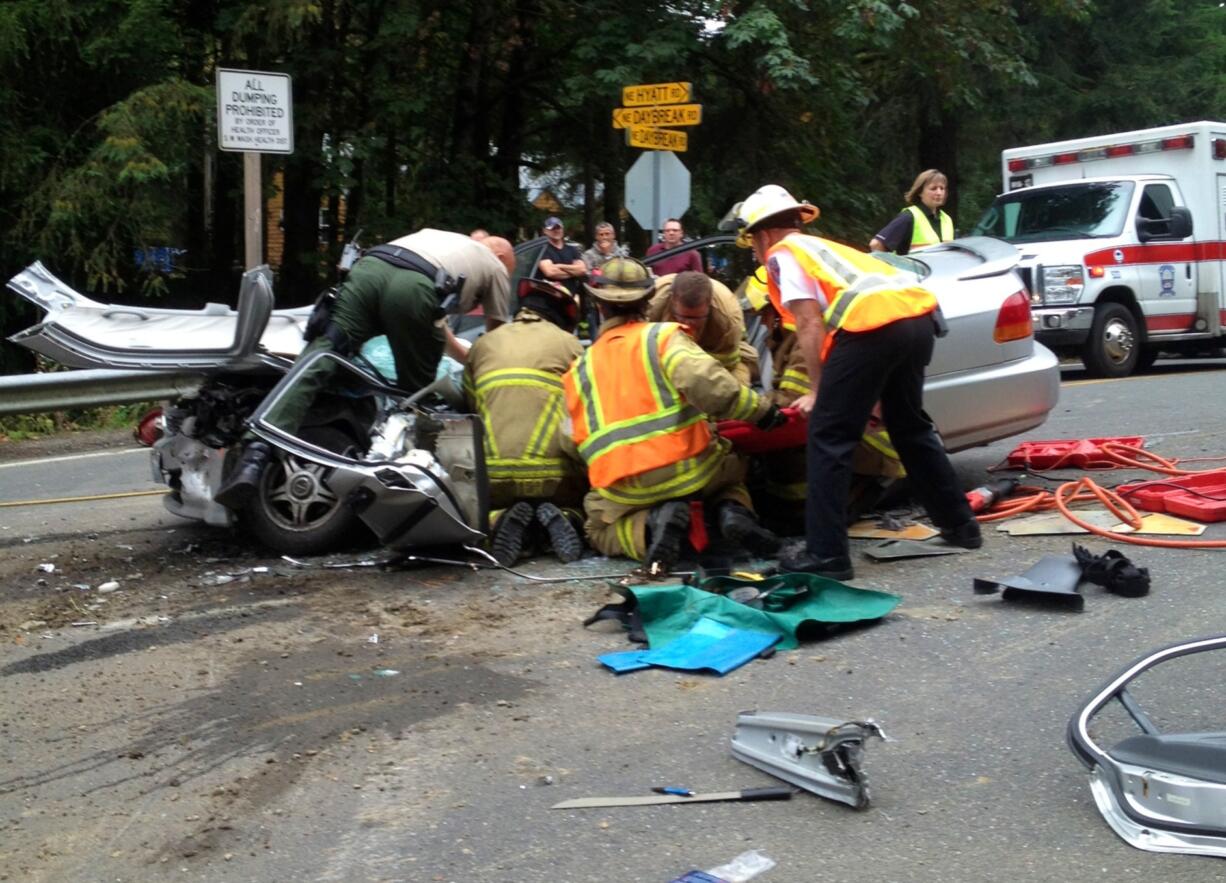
[612,104,703,129]
[621,81,691,107]
[627,126,688,152]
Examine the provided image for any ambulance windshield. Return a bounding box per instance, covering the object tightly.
[971,181,1134,243]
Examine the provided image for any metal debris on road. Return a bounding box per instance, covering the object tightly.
[731,712,886,809]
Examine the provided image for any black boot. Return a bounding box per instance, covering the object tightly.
[214,441,272,510]
[491,501,535,566]
[717,501,780,557]
[779,549,855,581]
[536,503,584,563]
[644,500,690,574]
[939,519,983,550]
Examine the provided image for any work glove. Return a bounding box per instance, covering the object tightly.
[755,404,788,431]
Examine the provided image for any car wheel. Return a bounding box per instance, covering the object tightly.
[243,426,365,555]
[1083,303,1140,377]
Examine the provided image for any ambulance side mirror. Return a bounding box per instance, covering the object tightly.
[1138,206,1193,242]
[1167,206,1193,239]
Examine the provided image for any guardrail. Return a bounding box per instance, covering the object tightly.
[0,369,203,417]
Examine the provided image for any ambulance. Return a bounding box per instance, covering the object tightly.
[971,121,1226,376]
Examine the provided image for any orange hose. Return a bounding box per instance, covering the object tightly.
[978,442,1226,546]
[1053,477,1226,549]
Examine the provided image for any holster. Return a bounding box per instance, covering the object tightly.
[303,286,353,354]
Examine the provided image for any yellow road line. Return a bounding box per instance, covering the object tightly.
[0,489,169,508]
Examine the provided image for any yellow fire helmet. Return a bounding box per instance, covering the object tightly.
[583,256,655,303]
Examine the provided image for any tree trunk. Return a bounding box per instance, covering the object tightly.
[279,155,324,306]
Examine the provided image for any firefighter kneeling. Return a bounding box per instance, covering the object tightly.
[561,258,785,572]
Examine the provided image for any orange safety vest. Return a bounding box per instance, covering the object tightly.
[766,235,938,360]
[906,206,954,250]
[563,321,711,489]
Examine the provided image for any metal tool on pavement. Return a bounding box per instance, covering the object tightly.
[551,786,793,809]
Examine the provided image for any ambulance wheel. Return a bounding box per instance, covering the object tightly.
[1135,347,1160,373]
[1084,303,1140,378]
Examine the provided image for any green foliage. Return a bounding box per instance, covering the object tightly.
[29,79,212,295]
[0,401,155,440]
[0,0,1223,359]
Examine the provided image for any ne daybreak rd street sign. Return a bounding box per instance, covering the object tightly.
[612,104,703,130]
[622,81,691,107]
[627,126,687,152]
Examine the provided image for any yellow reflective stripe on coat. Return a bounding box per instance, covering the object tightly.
[486,457,571,480]
[579,405,707,461]
[523,394,565,459]
[777,369,810,395]
[862,427,899,460]
[595,451,722,506]
[474,367,564,395]
[616,517,640,560]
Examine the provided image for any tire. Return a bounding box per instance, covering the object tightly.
[242,425,365,555]
[1083,303,1140,378]
[1135,346,1160,373]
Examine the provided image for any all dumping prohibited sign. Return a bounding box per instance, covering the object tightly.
[217,68,294,154]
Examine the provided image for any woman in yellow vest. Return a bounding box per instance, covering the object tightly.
[735,185,980,581]
[868,169,954,255]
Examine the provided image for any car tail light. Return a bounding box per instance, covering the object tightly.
[994,291,1033,343]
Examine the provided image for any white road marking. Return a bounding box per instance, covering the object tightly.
[0,447,147,470]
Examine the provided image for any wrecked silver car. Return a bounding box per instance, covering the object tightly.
[6,262,487,554]
[1068,634,1226,858]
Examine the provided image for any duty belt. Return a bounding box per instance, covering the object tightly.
[364,244,467,314]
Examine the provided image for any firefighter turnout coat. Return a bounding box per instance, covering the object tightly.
[562,316,771,559]
[463,309,586,509]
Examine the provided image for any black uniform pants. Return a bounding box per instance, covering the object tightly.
[805,313,972,559]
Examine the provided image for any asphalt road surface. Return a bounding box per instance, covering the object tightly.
[3,361,1226,882]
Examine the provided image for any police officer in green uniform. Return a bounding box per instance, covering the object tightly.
[214,229,514,510]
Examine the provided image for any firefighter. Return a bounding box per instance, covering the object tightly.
[735,185,980,580]
[561,257,786,572]
[745,265,906,532]
[646,271,753,385]
[464,278,587,565]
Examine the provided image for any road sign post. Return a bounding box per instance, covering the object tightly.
[217,68,294,269]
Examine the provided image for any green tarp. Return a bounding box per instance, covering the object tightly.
[627,574,902,651]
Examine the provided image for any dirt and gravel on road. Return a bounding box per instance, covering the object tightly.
[1,430,628,881]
